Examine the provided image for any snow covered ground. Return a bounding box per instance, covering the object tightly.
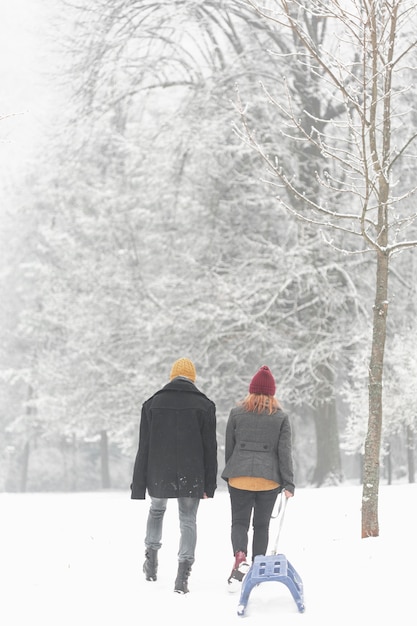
[1,483,416,625]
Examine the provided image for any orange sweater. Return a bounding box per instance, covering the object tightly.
[229,476,280,491]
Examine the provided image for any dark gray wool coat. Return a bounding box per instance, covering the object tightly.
[131,377,218,500]
[221,406,295,494]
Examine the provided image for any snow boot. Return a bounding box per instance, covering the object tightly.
[174,559,192,594]
[227,551,249,591]
[143,548,158,581]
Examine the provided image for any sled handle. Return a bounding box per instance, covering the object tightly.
[270,490,288,555]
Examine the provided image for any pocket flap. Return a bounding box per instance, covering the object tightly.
[239,441,270,452]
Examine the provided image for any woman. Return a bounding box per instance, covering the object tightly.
[221,365,295,586]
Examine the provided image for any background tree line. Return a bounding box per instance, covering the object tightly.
[1,1,416,535]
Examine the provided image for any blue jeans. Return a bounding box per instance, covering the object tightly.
[228,486,279,558]
[145,497,200,563]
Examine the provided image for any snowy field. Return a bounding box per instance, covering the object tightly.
[1,483,416,625]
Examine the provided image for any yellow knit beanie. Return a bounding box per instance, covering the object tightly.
[170,358,196,382]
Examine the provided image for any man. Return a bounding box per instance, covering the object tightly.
[131,357,217,594]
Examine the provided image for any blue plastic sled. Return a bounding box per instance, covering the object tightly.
[237,553,305,616]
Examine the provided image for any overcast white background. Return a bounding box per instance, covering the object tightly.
[0,1,56,177]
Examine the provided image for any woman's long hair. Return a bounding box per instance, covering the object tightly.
[240,393,282,415]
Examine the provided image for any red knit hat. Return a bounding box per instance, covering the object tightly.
[249,365,276,396]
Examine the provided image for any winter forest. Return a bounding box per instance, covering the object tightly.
[1,1,417,537]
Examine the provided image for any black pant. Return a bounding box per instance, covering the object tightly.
[228,485,279,559]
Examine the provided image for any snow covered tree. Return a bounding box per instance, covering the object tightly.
[8,0,405,492]
[61,0,361,485]
[242,0,417,536]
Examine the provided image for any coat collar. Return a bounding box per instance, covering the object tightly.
[162,376,197,392]
[147,376,214,407]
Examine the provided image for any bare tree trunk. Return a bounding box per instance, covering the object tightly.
[406,424,415,484]
[311,397,342,486]
[20,440,30,493]
[385,442,392,486]
[362,250,389,537]
[71,433,78,491]
[100,430,111,489]
[20,383,35,493]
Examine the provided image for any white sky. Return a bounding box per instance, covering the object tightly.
[0,1,57,170]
